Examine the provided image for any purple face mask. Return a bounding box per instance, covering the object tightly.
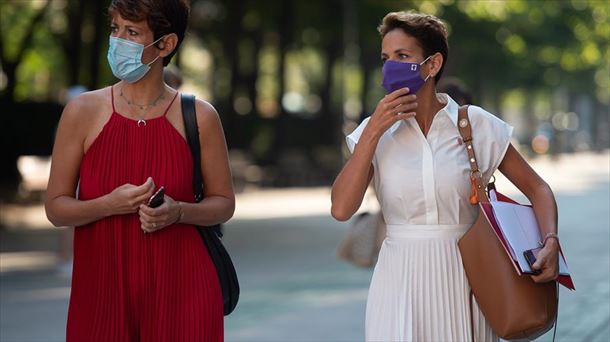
[381,56,432,94]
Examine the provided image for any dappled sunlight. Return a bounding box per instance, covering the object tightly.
[1,1,608,340]
[0,251,58,273]
[494,150,610,198]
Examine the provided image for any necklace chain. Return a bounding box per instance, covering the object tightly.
[118,86,168,127]
[119,87,166,111]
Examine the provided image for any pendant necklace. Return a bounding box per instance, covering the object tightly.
[119,87,165,127]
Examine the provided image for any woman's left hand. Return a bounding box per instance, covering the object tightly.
[530,239,560,283]
[138,195,181,233]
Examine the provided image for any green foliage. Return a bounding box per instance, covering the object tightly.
[1,0,608,157]
[15,7,66,101]
[437,0,609,101]
[0,1,41,60]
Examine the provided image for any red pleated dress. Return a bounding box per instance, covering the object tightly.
[67,87,223,341]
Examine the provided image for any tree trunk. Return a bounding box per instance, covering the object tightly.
[66,0,85,86]
[1,64,17,102]
[88,0,106,89]
[269,0,294,163]
[0,1,51,101]
[217,0,246,148]
[523,91,536,155]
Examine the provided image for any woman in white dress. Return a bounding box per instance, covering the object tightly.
[331,11,560,341]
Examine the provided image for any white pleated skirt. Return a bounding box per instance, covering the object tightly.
[365,224,498,342]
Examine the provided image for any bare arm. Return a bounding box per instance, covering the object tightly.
[331,136,375,221]
[182,99,236,226]
[45,94,155,227]
[331,88,416,221]
[498,144,559,282]
[137,99,236,232]
[45,94,154,226]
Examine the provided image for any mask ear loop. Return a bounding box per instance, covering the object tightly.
[144,35,167,49]
[144,35,167,66]
[420,55,434,82]
[146,55,162,67]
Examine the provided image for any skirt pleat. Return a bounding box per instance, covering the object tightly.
[365,224,498,342]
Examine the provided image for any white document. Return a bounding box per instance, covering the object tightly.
[490,201,569,275]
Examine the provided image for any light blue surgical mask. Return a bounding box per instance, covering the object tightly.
[107,35,164,83]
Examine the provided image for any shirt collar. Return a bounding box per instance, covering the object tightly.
[389,93,460,135]
[440,93,460,127]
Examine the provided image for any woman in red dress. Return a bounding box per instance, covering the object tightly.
[45,1,234,340]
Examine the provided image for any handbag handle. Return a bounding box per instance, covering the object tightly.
[456,105,489,204]
[180,93,223,237]
[180,93,204,203]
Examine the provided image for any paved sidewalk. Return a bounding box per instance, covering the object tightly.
[1,151,609,341]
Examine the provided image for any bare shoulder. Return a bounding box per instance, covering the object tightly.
[59,87,114,151]
[194,98,222,130]
[61,87,112,126]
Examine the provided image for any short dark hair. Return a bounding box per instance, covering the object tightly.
[378,11,449,83]
[108,0,190,66]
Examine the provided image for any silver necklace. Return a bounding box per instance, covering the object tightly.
[119,88,166,126]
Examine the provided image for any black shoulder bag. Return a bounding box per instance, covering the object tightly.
[180,93,239,316]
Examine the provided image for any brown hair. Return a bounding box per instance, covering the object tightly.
[378,11,449,83]
[108,0,190,66]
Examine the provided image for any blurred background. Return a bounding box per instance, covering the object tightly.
[0,0,608,341]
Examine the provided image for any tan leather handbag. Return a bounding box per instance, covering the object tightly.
[456,106,558,340]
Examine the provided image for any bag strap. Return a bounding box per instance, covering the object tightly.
[456,105,489,204]
[459,106,558,342]
[180,93,224,238]
[458,105,486,342]
[180,93,204,203]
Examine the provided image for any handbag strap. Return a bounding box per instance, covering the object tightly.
[457,105,484,342]
[180,93,204,203]
[458,106,558,342]
[456,105,489,204]
[180,93,224,238]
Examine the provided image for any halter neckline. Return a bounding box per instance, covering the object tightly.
[110,85,179,126]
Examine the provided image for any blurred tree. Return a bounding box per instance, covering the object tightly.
[47,0,109,90]
[447,0,609,151]
[85,0,109,90]
[56,0,85,86]
[1,0,607,192]
[190,0,251,148]
[0,0,51,102]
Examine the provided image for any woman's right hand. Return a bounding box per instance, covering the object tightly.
[331,88,416,221]
[103,177,156,216]
[364,87,417,140]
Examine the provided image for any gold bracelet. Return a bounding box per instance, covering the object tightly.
[175,201,184,224]
[542,232,559,246]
